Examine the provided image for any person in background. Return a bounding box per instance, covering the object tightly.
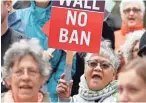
[138,31,146,57]
[1,38,52,102]
[115,30,145,79]
[14,0,51,49]
[57,40,120,103]
[120,30,145,63]
[13,1,77,102]
[114,0,145,52]
[1,0,26,93]
[118,57,146,102]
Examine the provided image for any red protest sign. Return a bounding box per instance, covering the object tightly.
[44,0,105,53]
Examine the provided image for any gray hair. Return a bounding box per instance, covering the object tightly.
[2,38,52,80]
[85,40,120,71]
[120,30,145,63]
[120,0,145,20]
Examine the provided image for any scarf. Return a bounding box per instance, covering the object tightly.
[79,75,117,101]
[2,90,43,102]
[121,22,144,36]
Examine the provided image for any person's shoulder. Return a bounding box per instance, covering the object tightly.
[114,30,122,35]
[114,30,124,38]
[1,92,6,98]
[10,28,26,42]
[42,92,51,102]
[72,94,87,102]
[1,91,11,103]
[102,91,118,103]
[1,92,5,103]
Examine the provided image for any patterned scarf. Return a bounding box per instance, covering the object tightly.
[79,75,117,101]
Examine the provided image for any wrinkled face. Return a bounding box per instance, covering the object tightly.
[6,55,45,102]
[122,3,143,27]
[132,41,140,58]
[118,70,146,102]
[85,55,115,91]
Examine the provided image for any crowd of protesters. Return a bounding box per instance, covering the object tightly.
[1,0,146,103]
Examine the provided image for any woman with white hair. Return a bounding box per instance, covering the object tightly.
[1,38,52,102]
[114,0,145,52]
[56,40,120,103]
[120,30,145,64]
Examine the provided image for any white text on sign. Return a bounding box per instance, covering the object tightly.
[59,10,91,46]
[60,0,100,10]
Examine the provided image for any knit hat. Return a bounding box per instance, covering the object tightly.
[138,31,146,56]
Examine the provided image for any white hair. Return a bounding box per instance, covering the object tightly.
[2,38,52,80]
[120,0,145,20]
[120,30,145,63]
[85,40,120,71]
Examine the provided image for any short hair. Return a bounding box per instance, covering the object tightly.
[120,30,145,63]
[85,40,120,71]
[119,57,146,83]
[120,0,145,20]
[2,38,52,80]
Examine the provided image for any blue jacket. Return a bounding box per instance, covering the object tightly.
[48,50,76,102]
[15,0,51,50]
[15,1,76,102]
[8,12,25,33]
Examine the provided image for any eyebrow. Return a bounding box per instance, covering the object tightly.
[124,7,141,9]
[89,59,109,63]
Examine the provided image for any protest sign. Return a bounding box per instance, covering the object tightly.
[47,0,105,53]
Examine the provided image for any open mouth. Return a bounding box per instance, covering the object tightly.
[20,85,32,89]
[92,74,102,80]
[128,17,135,22]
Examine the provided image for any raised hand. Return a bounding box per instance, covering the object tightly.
[56,73,73,98]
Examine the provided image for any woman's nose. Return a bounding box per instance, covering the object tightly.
[119,91,129,102]
[93,63,102,72]
[22,70,30,81]
[129,10,134,15]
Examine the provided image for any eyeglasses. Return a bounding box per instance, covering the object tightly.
[87,60,112,69]
[123,8,141,14]
[12,68,40,77]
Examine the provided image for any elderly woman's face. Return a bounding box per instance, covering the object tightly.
[85,55,115,91]
[122,3,143,27]
[118,70,146,102]
[6,55,45,101]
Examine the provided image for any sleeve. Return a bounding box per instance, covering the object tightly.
[15,0,52,27]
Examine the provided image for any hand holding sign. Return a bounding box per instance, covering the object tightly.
[43,0,105,95]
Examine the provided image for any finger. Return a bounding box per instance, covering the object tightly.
[57,83,68,91]
[58,79,67,85]
[60,73,65,79]
[57,87,65,94]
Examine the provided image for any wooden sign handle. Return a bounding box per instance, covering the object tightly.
[64,50,74,84]
[66,50,74,64]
